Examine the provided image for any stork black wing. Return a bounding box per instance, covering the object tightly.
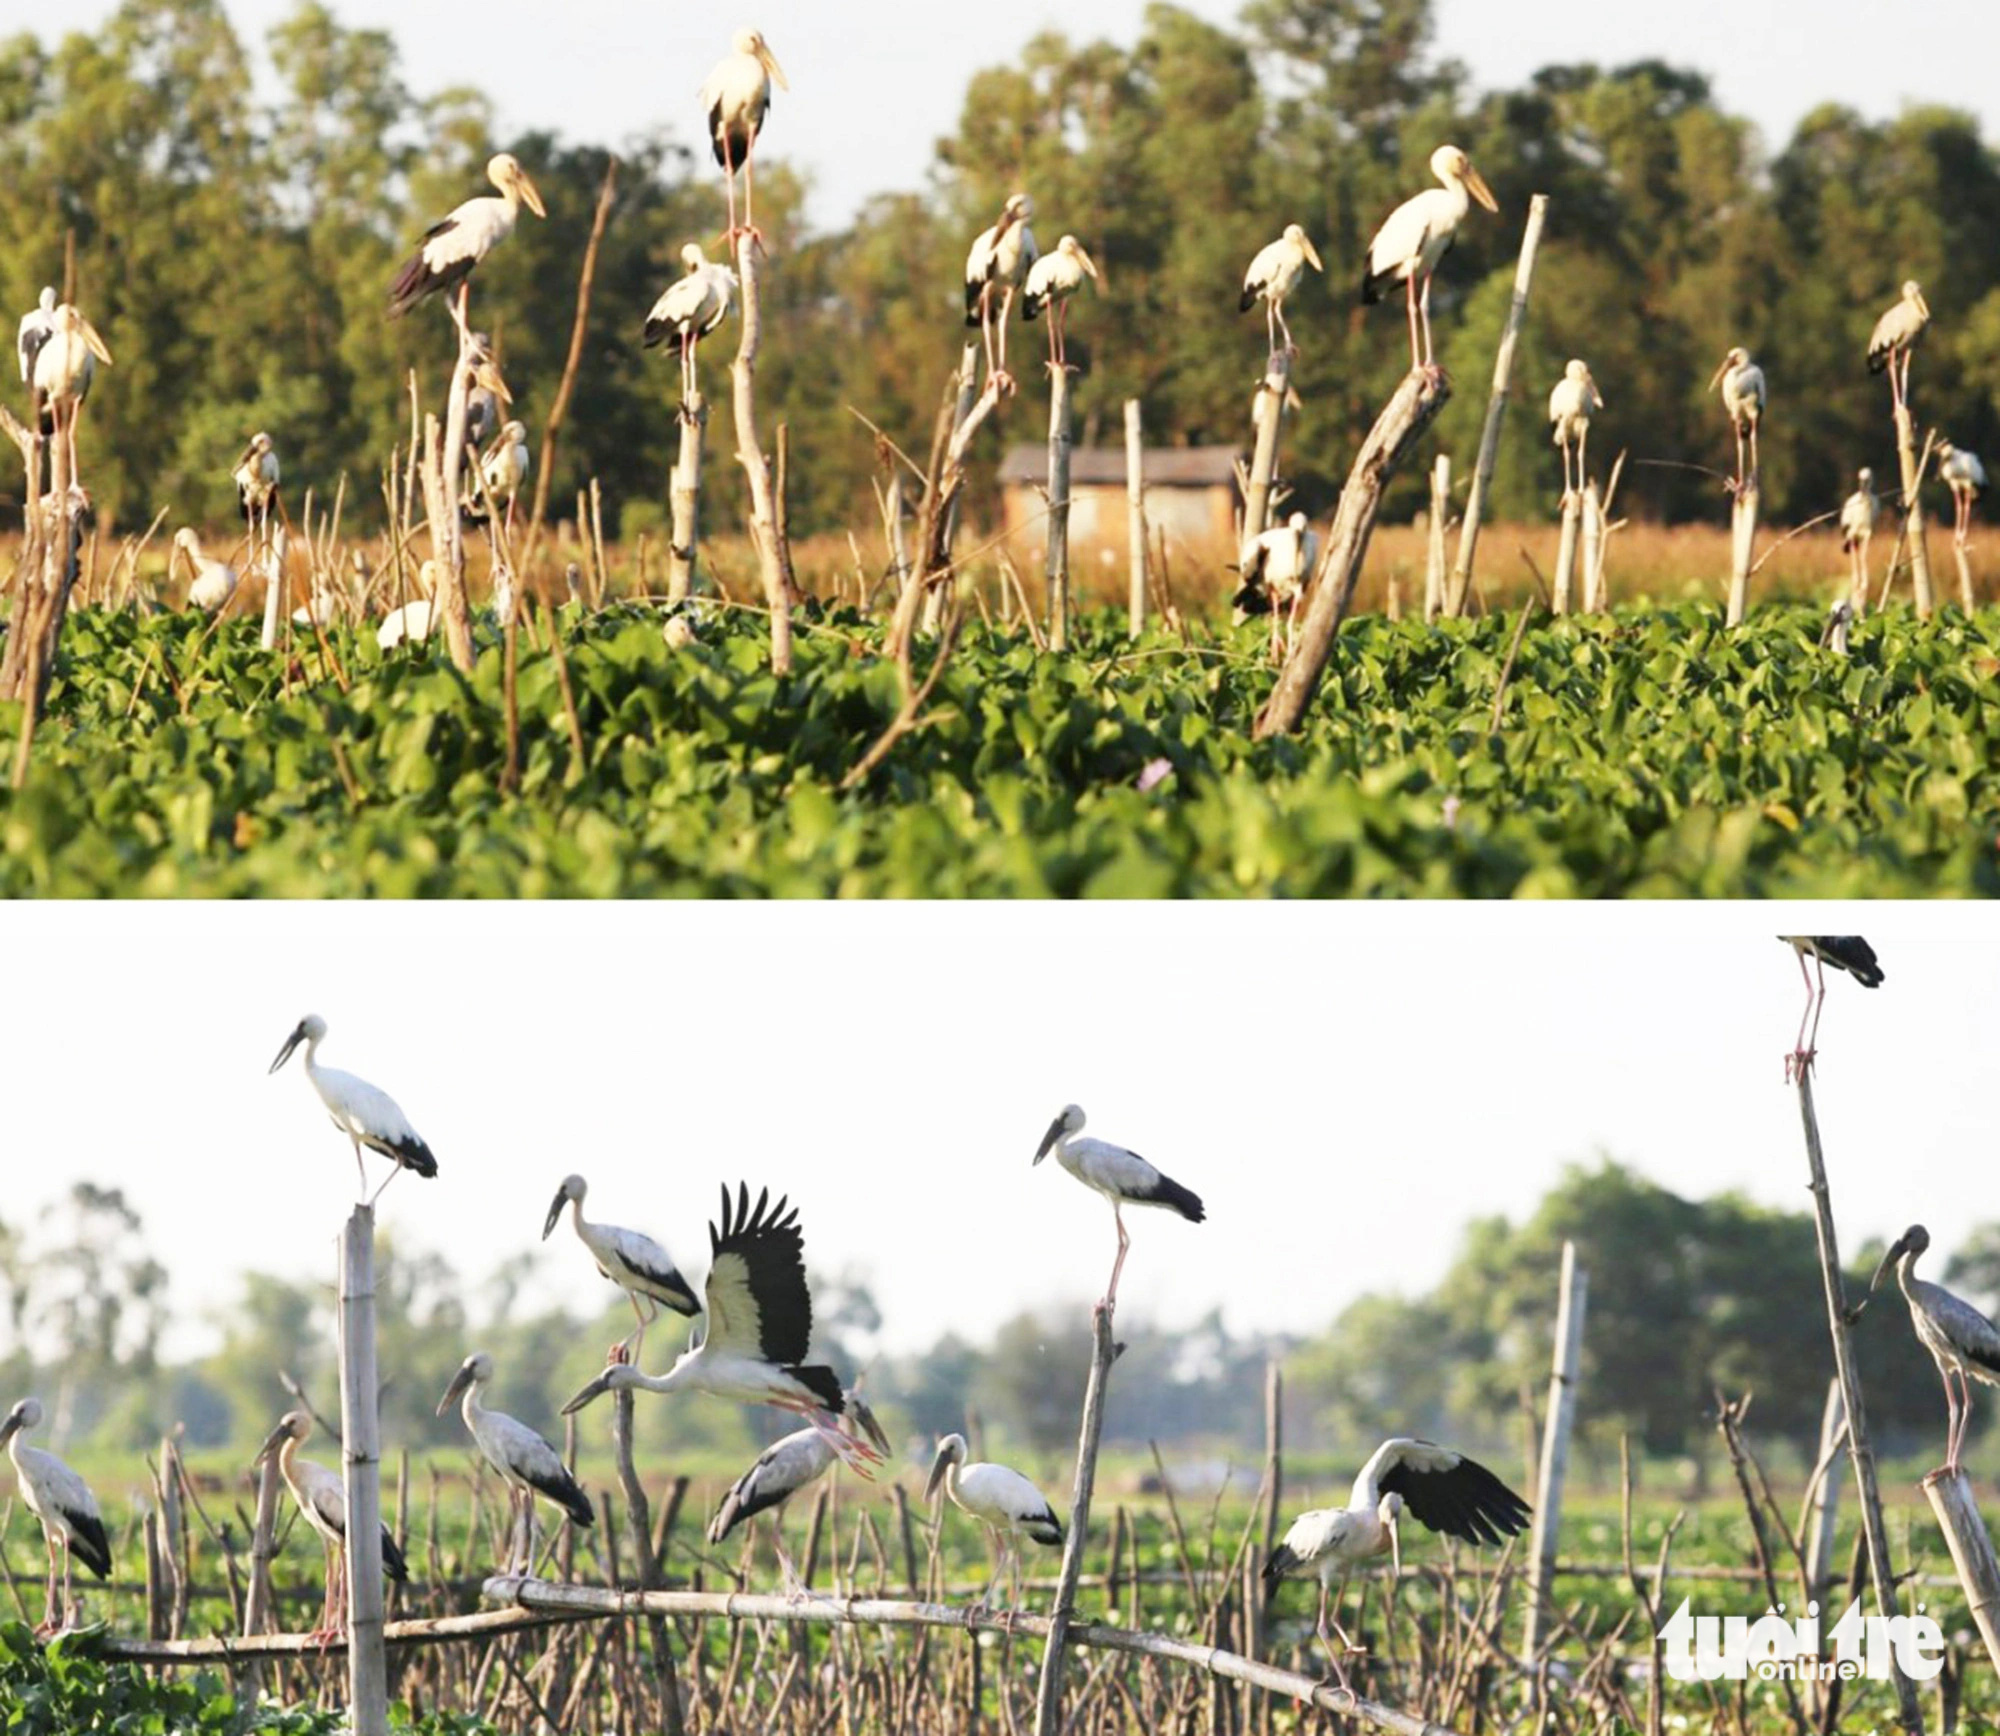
[709,1182,815,1369]
[1813,936,1883,987]
[1379,1449,1530,1547]
[64,1505,112,1580]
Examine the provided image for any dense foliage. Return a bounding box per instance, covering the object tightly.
[3,0,1999,540]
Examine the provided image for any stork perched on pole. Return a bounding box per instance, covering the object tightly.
[388,154,546,324]
[172,527,239,615]
[925,1432,1064,1623]
[542,1173,700,1359]
[30,301,112,488]
[1778,936,1882,1080]
[269,1014,440,1202]
[1362,147,1498,377]
[1023,235,1099,373]
[1034,1103,1205,1317]
[562,1184,884,1473]
[1840,467,1877,607]
[1,1397,111,1636]
[1938,442,1986,547]
[1547,359,1604,501]
[1863,1226,2000,1477]
[700,29,787,247]
[1233,511,1318,664]
[964,194,1038,389]
[257,1410,408,1642]
[1240,225,1322,357]
[235,432,280,541]
[1711,347,1765,493]
[1867,280,1929,414]
[439,1352,594,1574]
[1264,1438,1529,1694]
[644,243,738,413]
[708,1397,891,1595]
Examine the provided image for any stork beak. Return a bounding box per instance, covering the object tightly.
[1078,246,1100,282]
[1867,1233,1909,1299]
[1917,291,1932,321]
[1708,356,1732,393]
[516,168,547,220]
[255,1418,292,1467]
[923,1445,952,1503]
[541,1189,567,1241]
[437,1362,475,1418]
[268,1023,306,1074]
[474,360,513,406]
[1034,1114,1065,1164]
[757,43,789,91]
[561,1368,617,1416]
[1465,165,1498,214]
[1389,1514,1402,1584]
[0,1412,20,1449]
[850,1395,892,1459]
[1302,237,1324,273]
[81,318,114,366]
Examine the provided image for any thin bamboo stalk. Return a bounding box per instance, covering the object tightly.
[1894,403,1935,619]
[1424,455,1450,622]
[1241,351,1292,551]
[1552,492,1582,615]
[1034,1306,1118,1736]
[1923,1471,2000,1676]
[1124,399,1146,639]
[730,235,791,673]
[1726,482,1759,626]
[339,1207,389,1736]
[1045,366,1075,651]
[1523,1241,1585,1659]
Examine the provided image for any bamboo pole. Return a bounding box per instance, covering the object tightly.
[1894,404,1935,619]
[1125,399,1146,639]
[1447,194,1549,616]
[1796,1068,1924,1735]
[1579,482,1606,612]
[338,1206,389,1736]
[1255,1361,1282,1658]
[613,1385,686,1736]
[730,235,792,673]
[528,157,619,550]
[1046,366,1075,651]
[1254,369,1451,737]
[1523,1241,1586,1660]
[1802,1379,1846,1615]
[1726,482,1759,627]
[666,392,706,604]
[1952,538,1975,614]
[1922,1471,2000,1675]
[1033,1304,1118,1736]
[1242,350,1292,551]
[1551,491,1582,615]
[1424,455,1450,621]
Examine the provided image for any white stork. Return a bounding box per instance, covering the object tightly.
[469,419,531,536]
[1023,235,1099,373]
[1264,1438,1530,1693]
[925,1432,1063,1620]
[1240,225,1323,357]
[1233,511,1318,665]
[1710,347,1765,493]
[269,1013,440,1201]
[1840,467,1876,607]
[700,29,788,246]
[643,243,739,411]
[964,193,1039,386]
[542,1173,700,1359]
[235,432,280,537]
[378,562,441,651]
[1778,935,1882,1081]
[1865,1226,2000,1477]
[31,301,113,487]
[1867,280,1929,414]
[1547,359,1604,500]
[561,1183,883,1472]
[708,1397,891,1593]
[171,528,238,616]
[256,1410,408,1641]
[1,1397,112,1635]
[1938,441,1986,546]
[1362,147,1498,376]
[439,1352,594,1574]
[16,287,56,388]
[1033,1103,1205,1315]
[388,154,546,323]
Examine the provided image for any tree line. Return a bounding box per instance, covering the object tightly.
[5,0,1999,561]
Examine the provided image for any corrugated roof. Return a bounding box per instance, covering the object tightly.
[997,444,1242,488]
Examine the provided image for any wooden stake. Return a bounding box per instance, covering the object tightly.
[1923,1471,2000,1675]
[1552,491,1582,616]
[1046,365,1074,652]
[1801,1378,1846,1616]
[731,235,792,673]
[1951,537,1975,614]
[338,1206,389,1736]
[1447,194,1549,616]
[1242,350,1292,551]
[529,157,619,550]
[1579,482,1605,612]
[1255,1361,1282,1658]
[1726,481,1759,627]
[1894,404,1936,619]
[1124,399,1146,639]
[666,392,706,604]
[1424,455,1450,622]
[1523,1241,1586,1660]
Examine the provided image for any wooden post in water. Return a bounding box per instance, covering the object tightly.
[1125,399,1146,639]
[1924,1471,2000,1675]
[1895,405,1936,619]
[338,1206,389,1736]
[1046,366,1074,651]
[1423,455,1450,622]
[1242,349,1293,552]
[1523,1240,1586,1660]
[1552,490,1583,615]
[1726,482,1759,627]
[1801,1378,1846,1616]
[1447,194,1549,617]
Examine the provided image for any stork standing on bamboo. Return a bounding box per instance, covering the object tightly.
[1840,467,1876,608]
[1548,359,1603,502]
[644,242,739,413]
[257,1410,408,1642]
[926,1432,1064,1623]
[387,154,546,326]
[1861,1226,2000,1478]
[1,1397,111,1636]
[1240,225,1322,358]
[1938,442,1986,547]
[1867,280,1929,416]
[700,29,787,248]
[965,194,1038,389]
[1778,935,1881,1080]
[542,1172,700,1360]
[1711,347,1765,493]
[29,301,112,489]
[1034,1103,1205,1317]
[1023,235,1099,373]
[269,1013,440,1202]
[1362,147,1498,376]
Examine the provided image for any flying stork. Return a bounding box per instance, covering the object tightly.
[1864,1226,2000,1478]
[1547,359,1604,500]
[643,243,739,412]
[269,1014,440,1202]
[1264,1438,1530,1694]
[30,301,113,487]
[1362,147,1499,377]
[542,1172,700,1359]
[172,527,239,615]
[1233,511,1318,665]
[964,194,1039,387]
[561,1184,883,1473]
[1023,235,1099,373]
[1938,441,1986,546]
[700,29,788,246]
[388,154,546,323]
[1034,1103,1205,1316]
[1,1397,112,1636]
[1867,280,1929,414]
[1840,467,1876,609]
[1778,936,1882,1081]
[440,1352,594,1574]
[1241,225,1323,357]
[708,1397,891,1594]
[257,1410,408,1642]
[1710,347,1765,493]
[925,1432,1064,1621]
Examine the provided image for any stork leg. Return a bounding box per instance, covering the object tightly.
[1785,946,1818,1082]
[1265,296,1278,358]
[996,286,1018,388]
[1404,273,1422,376]
[1274,297,1296,359]
[719,132,741,249]
[743,133,762,249]
[1577,426,1590,497]
[366,1157,407,1207]
[1311,1577,1355,1697]
[1803,951,1830,1060]
[36,1530,59,1635]
[1419,271,1439,376]
[1101,1202,1133,1316]
[620,1290,656,1361]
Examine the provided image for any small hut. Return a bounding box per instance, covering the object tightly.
[997,444,1242,565]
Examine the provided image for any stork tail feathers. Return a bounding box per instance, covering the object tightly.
[68,1510,113,1581]
[1024,1512,1065,1548]
[1238,287,1260,314]
[789,1364,846,1413]
[381,1525,410,1583]
[1150,1174,1206,1224]
[1360,265,1396,307]
[532,1465,596,1529]
[1261,1541,1298,1588]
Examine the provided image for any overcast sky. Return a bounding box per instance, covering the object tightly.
[23,0,2000,229]
[1,904,1985,1367]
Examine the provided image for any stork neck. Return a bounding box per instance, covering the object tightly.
[1898,1250,1923,1301]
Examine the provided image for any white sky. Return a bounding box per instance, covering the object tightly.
[1,904,1988,1364]
[20,0,2000,229]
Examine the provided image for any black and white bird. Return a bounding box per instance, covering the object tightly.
[1866,1226,2000,1477]
[562,1184,883,1472]
[925,1432,1064,1620]
[1034,1104,1205,1315]
[1264,1438,1529,1694]
[30,301,113,486]
[708,1397,891,1592]
[964,194,1039,384]
[269,1014,440,1202]
[439,1351,594,1573]
[172,527,239,615]
[235,432,280,531]
[1711,347,1766,493]
[1,1397,111,1636]
[1240,225,1323,357]
[463,334,511,457]
[1938,441,1986,546]
[542,1173,700,1359]
[388,153,546,322]
[1840,467,1876,607]
[1778,936,1882,1079]
[1234,511,1318,665]
[643,243,739,410]
[16,287,56,389]
[1362,147,1498,376]
[1867,280,1929,413]
[1023,235,1099,372]
[378,563,441,651]
[468,419,530,535]
[700,29,788,245]
[257,1410,408,1641]
[1547,359,1604,500]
